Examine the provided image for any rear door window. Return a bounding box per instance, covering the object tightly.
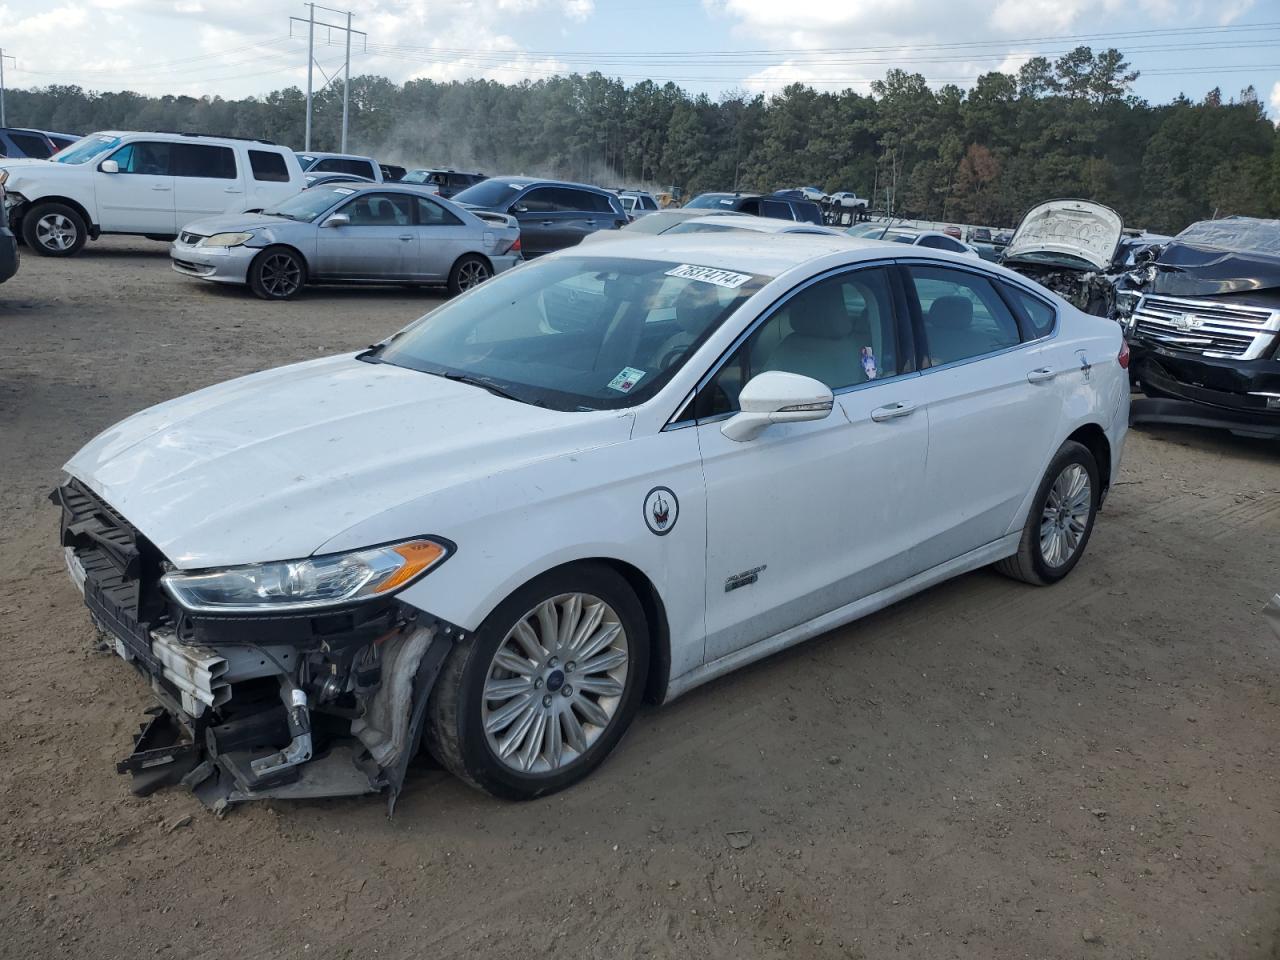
[173,143,237,179]
[249,149,290,182]
[315,157,376,179]
[759,199,793,219]
[907,265,1023,366]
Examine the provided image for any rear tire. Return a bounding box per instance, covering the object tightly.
[447,254,491,296]
[996,440,1100,586]
[22,202,86,257]
[425,563,649,800]
[248,246,305,300]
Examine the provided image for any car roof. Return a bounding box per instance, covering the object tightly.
[89,130,280,146]
[493,176,613,193]
[558,232,890,278]
[311,181,449,197]
[680,214,845,236]
[300,150,376,160]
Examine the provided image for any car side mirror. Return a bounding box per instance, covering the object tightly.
[510,203,528,214]
[322,213,350,228]
[99,160,119,174]
[721,371,834,442]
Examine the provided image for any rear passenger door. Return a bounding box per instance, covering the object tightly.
[899,262,1062,568]
[173,143,241,228]
[508,187,564,257]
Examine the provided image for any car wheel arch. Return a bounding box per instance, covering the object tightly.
[251,243,310,281]
[22,195,96,233]
[446,555,672,706]
[1066,422,1111,496]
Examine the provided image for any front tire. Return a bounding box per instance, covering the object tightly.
[22,202,86,257]
[996,440,1100,586]
[447,254,491,296]
[425,563,649,799]
[248,246,305,300]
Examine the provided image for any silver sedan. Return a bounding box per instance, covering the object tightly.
[170,182,522,300]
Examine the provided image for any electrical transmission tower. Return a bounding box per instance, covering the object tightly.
[289,4,366,152]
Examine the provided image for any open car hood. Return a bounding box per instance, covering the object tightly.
[1004,199,1123,272]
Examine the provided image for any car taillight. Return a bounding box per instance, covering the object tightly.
[1118,339,1130,369]
[510,236,521,254]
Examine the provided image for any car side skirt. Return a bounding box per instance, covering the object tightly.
[662,532,1021,703]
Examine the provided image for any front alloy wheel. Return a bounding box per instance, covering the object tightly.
[249,247,304,300]
[425,564,649,799]
[482,593,629,774]
[22,202,87,257]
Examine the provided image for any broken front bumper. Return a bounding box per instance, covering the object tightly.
[1129,340,1280,437]
[55,479,460,812]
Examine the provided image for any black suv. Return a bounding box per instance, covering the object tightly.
[452,177,628,256]
[402,169,487,199]
[684,191,823,225]
[1125,217,1280,438]
[0,128,58,159]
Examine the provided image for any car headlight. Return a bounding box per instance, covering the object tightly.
[161,538,452,613]
[198,232,255,248]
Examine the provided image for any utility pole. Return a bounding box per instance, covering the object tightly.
[289,5,365,153]
[0,49,14,128]
[304,4,314,151]
[341,9,352,152]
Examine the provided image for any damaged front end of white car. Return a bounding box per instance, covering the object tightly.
[54,479,462,814]
[1001,198,1125,318]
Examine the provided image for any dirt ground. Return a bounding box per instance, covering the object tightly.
[1,237,1278,960]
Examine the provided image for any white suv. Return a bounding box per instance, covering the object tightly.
[0,131,304,257]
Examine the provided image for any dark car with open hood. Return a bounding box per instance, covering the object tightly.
[1124,217,1280,438]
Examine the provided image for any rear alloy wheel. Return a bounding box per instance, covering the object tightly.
[425,564,648,799]
[996,440,1100,585]
[447,255,491,296]
[23,202,87,257]
[248,247,305,300]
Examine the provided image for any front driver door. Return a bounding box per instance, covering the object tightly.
[314,191,417,279]
[693,265,930,663]
[95,141,176,234]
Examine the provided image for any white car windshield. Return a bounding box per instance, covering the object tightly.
[52,134,122,165]
[374,256,765,411]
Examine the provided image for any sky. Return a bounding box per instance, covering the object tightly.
[1,0,1277,118]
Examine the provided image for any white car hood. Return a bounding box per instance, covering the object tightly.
[65,354,633,569]
[1004,199,1123,271]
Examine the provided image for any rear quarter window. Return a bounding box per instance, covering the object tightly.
[249,149,290,182]
[1002,283,1057,339]
[174,143,237,179]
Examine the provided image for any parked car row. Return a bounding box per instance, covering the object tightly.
[0,126,81,159]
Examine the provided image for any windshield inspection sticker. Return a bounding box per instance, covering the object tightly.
[665,264,753,289]
[607,367,647,393]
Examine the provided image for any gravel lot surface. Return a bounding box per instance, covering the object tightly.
[1,238,1278,960]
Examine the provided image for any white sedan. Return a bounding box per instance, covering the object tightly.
[57,234,1129,806]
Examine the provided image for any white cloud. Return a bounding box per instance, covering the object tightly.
[1269,80,1280,122]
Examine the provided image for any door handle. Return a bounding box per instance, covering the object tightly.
[399,234,414,241]
[151,184,171,191]
[540,220,555,226]
[584,219,596,226]
[870,401,917,422]
[1026,367,1057,384]
[223,187,243,193]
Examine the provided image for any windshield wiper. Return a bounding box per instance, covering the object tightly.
[436,371,526,404]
